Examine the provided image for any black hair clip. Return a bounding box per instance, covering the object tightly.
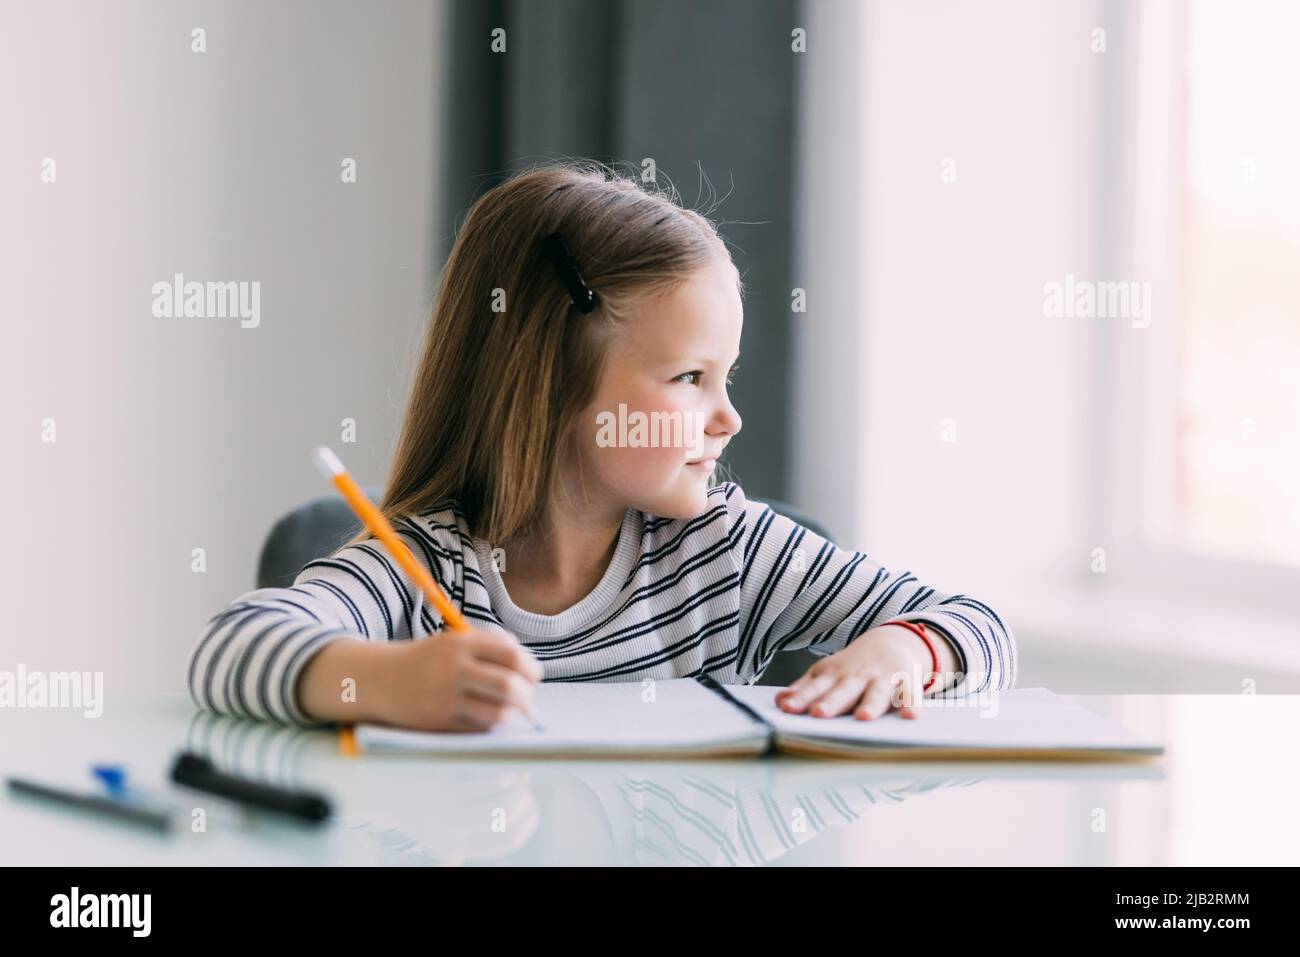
[542,232,598,314]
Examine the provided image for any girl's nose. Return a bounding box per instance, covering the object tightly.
[713,397,742,438]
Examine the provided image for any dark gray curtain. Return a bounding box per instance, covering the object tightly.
[438,0,797,501]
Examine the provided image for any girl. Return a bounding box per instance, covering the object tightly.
[187,161,1017,731]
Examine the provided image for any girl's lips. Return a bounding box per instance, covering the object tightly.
[686,457,717,469]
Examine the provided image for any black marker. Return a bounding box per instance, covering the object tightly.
[169,752,332,823]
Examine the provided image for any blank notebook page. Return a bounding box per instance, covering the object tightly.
[718,685,1163,753]
[356,678,765,753]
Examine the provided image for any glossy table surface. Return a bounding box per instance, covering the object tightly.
[3,692,1296,866]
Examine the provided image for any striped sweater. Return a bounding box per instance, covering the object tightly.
[187,482,1018,726]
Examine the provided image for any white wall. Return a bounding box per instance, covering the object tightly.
[1,0,447,690]
[794,0,1104,643]
[854,0,1102,619]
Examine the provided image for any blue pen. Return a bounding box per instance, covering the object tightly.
[92,764,249,830]
[91,764,134,797]
[91,764,182,814]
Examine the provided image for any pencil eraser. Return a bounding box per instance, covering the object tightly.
[313,446,345,479]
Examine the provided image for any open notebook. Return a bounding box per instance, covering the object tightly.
[353,677,1165,761]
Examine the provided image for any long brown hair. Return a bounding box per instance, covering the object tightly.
[346,160,738,548]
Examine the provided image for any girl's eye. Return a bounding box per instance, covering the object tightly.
[674,366,738,386]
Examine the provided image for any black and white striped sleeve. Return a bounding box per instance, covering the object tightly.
[723,483,1017,696]
[185,522,456,726]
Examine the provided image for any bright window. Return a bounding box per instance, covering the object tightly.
[1171,0,1300,569]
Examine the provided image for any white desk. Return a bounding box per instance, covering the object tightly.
[2,692,1295,866]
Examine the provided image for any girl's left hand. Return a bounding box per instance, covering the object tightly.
[775,625,931,720]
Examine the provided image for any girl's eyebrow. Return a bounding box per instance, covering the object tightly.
[686,353,741,367]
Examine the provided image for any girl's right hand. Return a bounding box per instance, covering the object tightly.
[379,628,544,732]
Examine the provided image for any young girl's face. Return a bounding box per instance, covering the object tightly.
[574,254,744,520]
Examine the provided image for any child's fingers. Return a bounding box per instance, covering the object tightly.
[463,659,537,714]
[808,676,869,717]
[775,673,813,698]
[896,671,922,719]
[775,673,819,705]
[854,676,897,720]
[778,674,837,712]
[451,693,520,732]
[465,629,543,682]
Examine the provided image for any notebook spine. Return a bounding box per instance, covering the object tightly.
[694,674,776,756]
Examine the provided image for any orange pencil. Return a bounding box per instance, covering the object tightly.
[312,446,543,753]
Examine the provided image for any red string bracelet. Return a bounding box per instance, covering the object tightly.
[881,620,939,693]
